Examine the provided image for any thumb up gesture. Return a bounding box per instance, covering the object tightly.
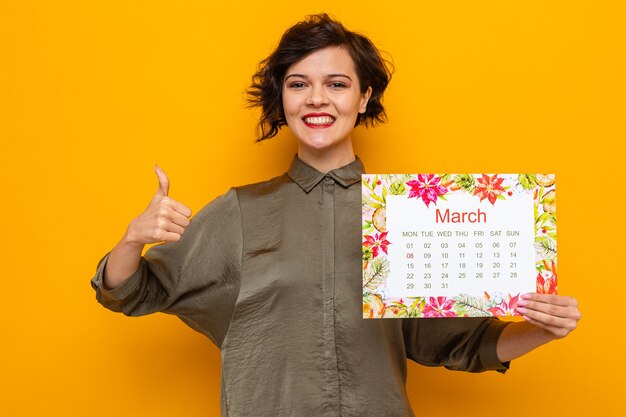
[126,164,193,245]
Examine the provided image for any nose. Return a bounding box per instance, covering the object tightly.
[305,84,329,107]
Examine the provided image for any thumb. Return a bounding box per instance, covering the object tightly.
[154,164,170,197]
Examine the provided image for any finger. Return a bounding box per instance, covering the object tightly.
[169,198,193,218]
[154,164,170,197]
[148,226,183,243]
[516,299,579,319]
[168,210,191,229]
[521,315,572,339]
[521,293,579,308]
[516,306,579,331]
[164,221,186,236]
[161,231,183,242]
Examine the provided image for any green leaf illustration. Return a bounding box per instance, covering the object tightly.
[370,193,385,204]
[452,294,492,317]
[389,180,406,195]
[362,194,376,207]
[362,246,373,262]
[454,174,476,193]
[386,301,409,318]
[407,297,425,318]
[536,212,556,227]
[535,236,557,261]
[363,176,375,191]
[363,258,390,292]
[541,189,556,205]
[518,174,538,190]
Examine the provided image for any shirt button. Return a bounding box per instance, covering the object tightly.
[324,175,333,183]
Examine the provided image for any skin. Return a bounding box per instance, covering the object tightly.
[104,45,581,364]
[103,164,192,289]
[282,46,372,173]
[497,293,581,362]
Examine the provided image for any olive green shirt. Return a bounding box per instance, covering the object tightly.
[91,154,509,417]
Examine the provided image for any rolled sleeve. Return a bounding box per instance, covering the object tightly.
[402,317,511,373]
[91,252,145,308]
[476,318,511,373]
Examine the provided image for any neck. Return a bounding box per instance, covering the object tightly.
[297,143,356,174]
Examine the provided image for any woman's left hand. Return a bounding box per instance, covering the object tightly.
[515,293,581,339]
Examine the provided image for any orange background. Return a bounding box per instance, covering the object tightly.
[2,1,624,416]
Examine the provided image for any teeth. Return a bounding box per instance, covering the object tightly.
[304,116,335,125]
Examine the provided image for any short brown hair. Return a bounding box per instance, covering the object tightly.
[247,13,394,142]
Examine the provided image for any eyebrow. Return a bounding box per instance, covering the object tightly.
[284,73,353,81]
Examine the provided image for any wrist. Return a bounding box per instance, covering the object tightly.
[497,321,557,363]
[531,323,559,343]
[122,223,145,249]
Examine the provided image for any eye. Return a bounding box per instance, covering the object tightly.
[287,81,306,89]
[329,82,347,89]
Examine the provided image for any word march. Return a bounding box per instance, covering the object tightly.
[435,208,487,223]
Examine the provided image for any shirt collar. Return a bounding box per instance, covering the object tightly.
[287,154,365,193]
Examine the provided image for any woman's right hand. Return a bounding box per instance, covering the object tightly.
[125,164,193,245]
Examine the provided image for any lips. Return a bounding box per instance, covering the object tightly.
[303,113,335,128]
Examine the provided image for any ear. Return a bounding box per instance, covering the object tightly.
[359,86,373,114]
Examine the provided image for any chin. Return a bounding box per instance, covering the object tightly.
[301,140,341,153]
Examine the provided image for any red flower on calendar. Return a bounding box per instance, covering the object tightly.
[487,294,520,316]
[422,297,456,317]
[363,232,391,258]
[473,174,506,205]
[537,260,558,294]
[406,174,448,207]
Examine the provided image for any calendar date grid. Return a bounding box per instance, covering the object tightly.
[399,230,523,294]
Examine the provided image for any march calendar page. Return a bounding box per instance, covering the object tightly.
[362,174,557,318]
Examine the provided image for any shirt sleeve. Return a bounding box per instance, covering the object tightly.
[90,187,243,348]
[402,317,511,373]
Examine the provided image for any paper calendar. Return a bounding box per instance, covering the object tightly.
[362,174,557,318]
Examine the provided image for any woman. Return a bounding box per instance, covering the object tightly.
[91,13,580,417]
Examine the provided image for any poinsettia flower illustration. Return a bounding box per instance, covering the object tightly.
[363,232,391,258]
[406,174,448,207]
[537,260,558,294]
[473,174,506,205]
[422,297,456,317]
[488,293,520,316]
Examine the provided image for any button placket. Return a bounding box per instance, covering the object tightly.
[321,175,340,414]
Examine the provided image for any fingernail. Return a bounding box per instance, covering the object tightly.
[516,307,527,314]
[521,293,531,300]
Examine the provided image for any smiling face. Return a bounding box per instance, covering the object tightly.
[282,46,372,170]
